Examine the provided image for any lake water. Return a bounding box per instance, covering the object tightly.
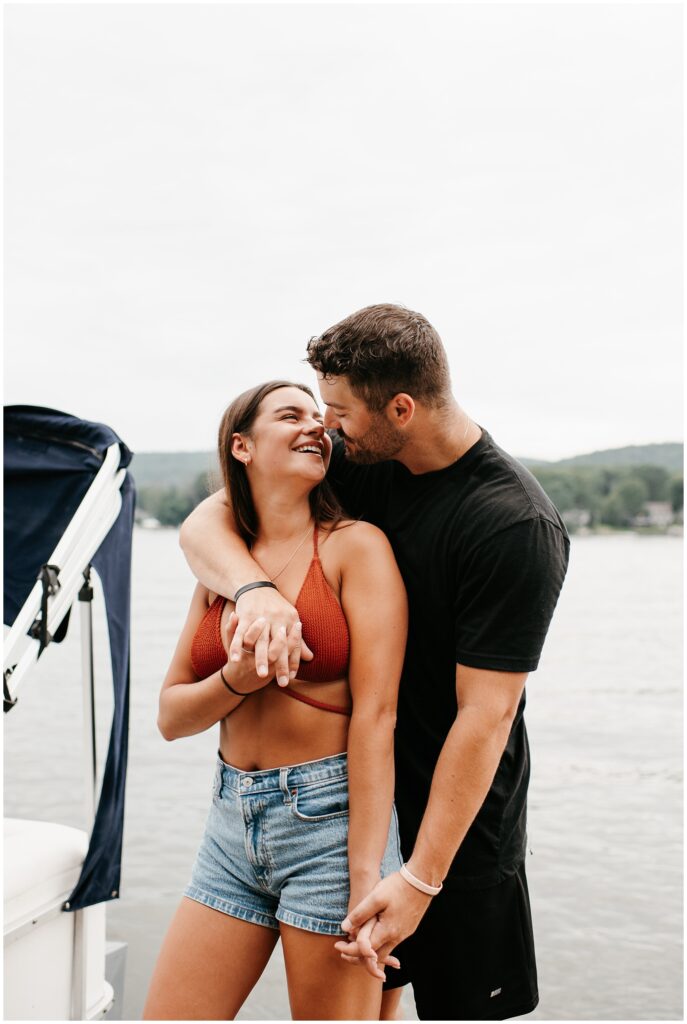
[4,531,683,1020]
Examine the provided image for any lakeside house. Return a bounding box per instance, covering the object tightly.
[562,502,681,533]
[632,501,675,529]
[134,507,161,529]
[562,509,592,531]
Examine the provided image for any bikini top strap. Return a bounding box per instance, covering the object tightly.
[312,523,320,557]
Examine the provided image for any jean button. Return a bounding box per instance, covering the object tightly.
[242,777,253,788]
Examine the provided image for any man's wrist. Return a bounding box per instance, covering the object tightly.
[400,862,443,896]
[233,580,278,604]
[405,856,445,891]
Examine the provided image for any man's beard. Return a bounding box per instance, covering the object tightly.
[340,417,405,464]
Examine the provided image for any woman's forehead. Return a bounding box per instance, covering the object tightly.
[261,386,320,415]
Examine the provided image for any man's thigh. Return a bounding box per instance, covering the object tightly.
[385,862,539,1021]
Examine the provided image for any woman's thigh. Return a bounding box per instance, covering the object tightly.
[143,896,279,1021]
[280,921,383,1021]
[380,986,405,1020]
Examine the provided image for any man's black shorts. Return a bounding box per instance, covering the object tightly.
[383,860,538,1021]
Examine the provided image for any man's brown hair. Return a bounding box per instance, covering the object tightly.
[306,304,451,411]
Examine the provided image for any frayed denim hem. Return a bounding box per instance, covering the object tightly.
[183,885,279,931]
[276,907,347,936]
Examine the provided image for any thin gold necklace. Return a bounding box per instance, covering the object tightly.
[251,522,314,582]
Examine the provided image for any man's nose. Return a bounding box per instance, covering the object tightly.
[323,408,338,430]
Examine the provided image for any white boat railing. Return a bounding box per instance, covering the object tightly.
[4,433,130,1019]
[4,443,126,705]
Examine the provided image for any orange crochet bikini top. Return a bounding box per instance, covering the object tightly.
[190,526,351,715]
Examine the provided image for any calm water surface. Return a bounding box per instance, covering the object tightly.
[4,531,682,1020]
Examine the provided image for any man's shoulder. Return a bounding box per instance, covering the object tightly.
[457,432,569,542]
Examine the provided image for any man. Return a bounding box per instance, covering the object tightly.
[180,304,569,1020]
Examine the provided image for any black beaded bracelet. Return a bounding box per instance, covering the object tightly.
[233,580,278,603]
[219,666,249,698]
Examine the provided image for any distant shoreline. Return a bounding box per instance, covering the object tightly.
[132,441,683,532]
[134,522,683,538]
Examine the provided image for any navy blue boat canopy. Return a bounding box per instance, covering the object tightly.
[4,405,135,911]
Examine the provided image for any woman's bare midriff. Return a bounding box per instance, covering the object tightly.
[218,676,350,772]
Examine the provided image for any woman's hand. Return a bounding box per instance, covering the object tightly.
[336,879,402,982]
[335,915,402,982]
[221,612,279,694]
[336,871,431,979]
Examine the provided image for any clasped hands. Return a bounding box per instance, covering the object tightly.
[223,588,313,690]
[334,872,433,981]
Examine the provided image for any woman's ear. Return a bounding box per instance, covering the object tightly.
[231,433,252,466]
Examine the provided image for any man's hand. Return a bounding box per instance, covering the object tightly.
[229,588,313,686]
[335,914,402,981]
[338,880,403,982]
[334,872,433,974]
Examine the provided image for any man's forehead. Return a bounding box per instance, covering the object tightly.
[316,373,356,407]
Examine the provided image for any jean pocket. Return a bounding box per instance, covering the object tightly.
[291,776,349,821]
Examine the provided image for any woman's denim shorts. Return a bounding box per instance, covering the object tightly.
[184,751,403,936]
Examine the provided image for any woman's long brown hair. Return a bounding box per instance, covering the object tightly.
[218,380,345,545]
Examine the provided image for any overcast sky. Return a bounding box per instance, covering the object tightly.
[4,3,682,461]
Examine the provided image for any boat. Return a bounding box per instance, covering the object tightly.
[4,405,135,1020]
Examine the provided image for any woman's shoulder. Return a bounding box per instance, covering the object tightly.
[319,518,393,557]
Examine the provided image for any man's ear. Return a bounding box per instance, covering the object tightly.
[387,393,415,427]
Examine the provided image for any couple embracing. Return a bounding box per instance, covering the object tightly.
[144,304,569,1021]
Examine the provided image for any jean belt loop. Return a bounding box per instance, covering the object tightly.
[215,765,223,799]
[279,767,292,804]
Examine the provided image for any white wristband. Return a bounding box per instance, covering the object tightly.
[400,863,443,896]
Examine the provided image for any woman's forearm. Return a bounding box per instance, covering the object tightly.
[346,710,397,887]
[158,672,242,740]
[179,490,268,598]
[158,659,270,740]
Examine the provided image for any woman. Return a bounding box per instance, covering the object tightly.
[143,381,408,1020]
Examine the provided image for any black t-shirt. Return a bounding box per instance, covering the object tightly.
[328,428,570,889]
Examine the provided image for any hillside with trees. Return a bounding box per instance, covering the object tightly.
[528,462,682,532]
[132,442,683,532]
[551,443,682,472]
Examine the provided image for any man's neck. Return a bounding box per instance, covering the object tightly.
[396,403,482,475]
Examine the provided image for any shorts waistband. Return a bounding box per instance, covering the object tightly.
[215,750,348,795]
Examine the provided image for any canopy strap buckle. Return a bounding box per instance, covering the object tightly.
[28,563,61,655]
[4,669,18,713]
[78,566,93,602]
